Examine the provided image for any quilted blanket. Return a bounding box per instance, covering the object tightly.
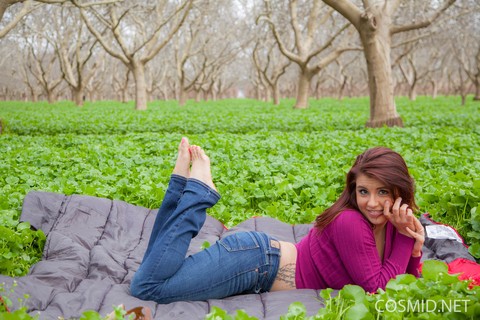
[0,191,321,319]
[0,191,475,319]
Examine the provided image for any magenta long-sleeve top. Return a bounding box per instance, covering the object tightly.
[295,209,422,293]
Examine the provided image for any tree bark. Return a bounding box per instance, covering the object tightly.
[408,82,417,101]
[474,48,480,100]
[178,85,187,106]
[131,61,147,110]
[430,79,438,99]
[73,86,84,106]
[295,69,314,109]
[47,90,55,104]
[474,81,480,101]
[359,11,403,127]
[272,84,280,105]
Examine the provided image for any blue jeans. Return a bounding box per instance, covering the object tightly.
[130,174,281,304]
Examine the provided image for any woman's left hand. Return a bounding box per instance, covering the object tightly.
[384,198,415,237]
[405,217,425,257]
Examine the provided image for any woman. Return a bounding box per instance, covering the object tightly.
[130,138,424,304]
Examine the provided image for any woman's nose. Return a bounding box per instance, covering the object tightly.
[367,195,378,207]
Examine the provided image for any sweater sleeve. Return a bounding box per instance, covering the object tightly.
[332,210,415,293]
[406,254,422,277]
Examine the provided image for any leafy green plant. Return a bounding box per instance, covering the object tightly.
[0,213,45,276]
[468,204,480,258]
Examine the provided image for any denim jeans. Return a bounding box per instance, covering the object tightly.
[130,174,281,304]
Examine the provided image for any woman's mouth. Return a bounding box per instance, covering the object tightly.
[367,210,383,218]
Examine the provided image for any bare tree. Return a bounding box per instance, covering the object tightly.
[326,55,358,99]
[259,0,352,109]
[453,26,480,101]
[79,0,193,110]
[22,26,64,103]
[395,43,440,101]
[260,0,357,108]
[173,9,206,106]
[252,38,291,105]
[0,0,122,38]
[322,0,457,127]
[44,7,101,106]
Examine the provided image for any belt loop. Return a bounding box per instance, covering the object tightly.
[270,239,280,250]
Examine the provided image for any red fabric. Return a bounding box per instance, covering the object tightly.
[448,258,480,288]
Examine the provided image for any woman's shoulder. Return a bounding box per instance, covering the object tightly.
[335,209,364,221]
[330,209,371,230]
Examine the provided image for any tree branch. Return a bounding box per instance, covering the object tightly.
[79,8,128,64]
[306,22,350,64]
[391,0,457,35]
[321,0,362,30]
[0,0,39,38]
[142,0,193,63]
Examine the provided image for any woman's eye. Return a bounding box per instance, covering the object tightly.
[379,189,389,195]
[358,189,368,195]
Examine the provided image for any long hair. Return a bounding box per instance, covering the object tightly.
[314,147,417,231]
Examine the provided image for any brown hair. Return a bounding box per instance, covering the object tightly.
[314,147,417,230]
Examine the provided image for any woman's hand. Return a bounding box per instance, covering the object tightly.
[406,217,425,257]
[383,197,415,237]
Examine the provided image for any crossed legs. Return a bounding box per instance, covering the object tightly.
[130,138,220,300]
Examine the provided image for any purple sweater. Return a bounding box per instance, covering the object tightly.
[295,209,421,293]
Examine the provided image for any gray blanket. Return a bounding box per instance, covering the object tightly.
[0,191,321,319]
[0,191,474,319]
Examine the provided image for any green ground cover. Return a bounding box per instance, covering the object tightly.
[0,96,479,318]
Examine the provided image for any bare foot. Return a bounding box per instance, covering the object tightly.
[190,145,217,191]
[172,137,191,178]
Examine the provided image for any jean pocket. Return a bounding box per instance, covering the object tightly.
[218,232,260,252]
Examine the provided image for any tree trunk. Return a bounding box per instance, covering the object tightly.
[195,90,203,102]
[359,12,403,128]
[338,77,347,100]
[264,87,271,102]
[178,86,187,106]
[294,69,313,109]
[408,83,417,101]
[431,79,438,99]
[31,90,38,102]
[47,91,55,104]
[255,86,261,100]
[73,87,85,107]
[272,84,280,105]
[121,90,128,103]
[474,79,480,101]
[131,61,148,110]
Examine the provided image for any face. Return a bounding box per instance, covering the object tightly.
[355,174,394,228]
